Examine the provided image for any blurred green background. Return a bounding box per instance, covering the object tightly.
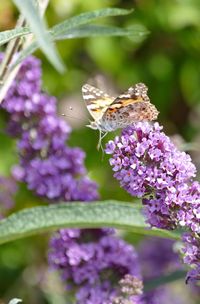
[0,0,200,303]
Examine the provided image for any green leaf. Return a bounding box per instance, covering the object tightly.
[13,0,64,73]
[0,201,180,245]
[54,24,149,40]
[144,270,187,292]
[51,7,134,37]
[0,7,133,47]
[10,8,134,68]
[12,23,147,69]
[0,27,31,46]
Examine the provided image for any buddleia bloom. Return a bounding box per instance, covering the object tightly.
[105,122,200,282]
[49,229,143,304]
[1,56,98,202]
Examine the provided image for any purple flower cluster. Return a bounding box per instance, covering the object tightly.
[105,122,200,282]
[0,176,17,218]
[1,56,98,201]
[49,228,143,304]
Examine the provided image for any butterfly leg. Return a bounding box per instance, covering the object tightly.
[97,130,108,150]
[101,131,108,141]
[97,129,103,150]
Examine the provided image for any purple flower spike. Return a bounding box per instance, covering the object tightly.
[49,229,143,304]
[105,122,200,282]
[1,55,98,202]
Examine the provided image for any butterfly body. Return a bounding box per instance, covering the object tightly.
[82,83,159,148]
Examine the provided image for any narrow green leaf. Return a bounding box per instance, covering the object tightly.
[144,270,187,292]
[0,27,31,46]
[13,0,64,73]
[0,201,180,245]
[0,7,133,46]
[10,7,136,68]
[54,24,149,40]
[12,23,148,69]
[51,8,134,37]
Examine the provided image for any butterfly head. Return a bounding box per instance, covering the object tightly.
[86,120,109,132]
[86,120,99,130]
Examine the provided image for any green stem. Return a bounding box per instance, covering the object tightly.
[0,0,49,103]
[0,15,25,84]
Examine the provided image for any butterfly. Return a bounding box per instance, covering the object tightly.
[82,83,159,149]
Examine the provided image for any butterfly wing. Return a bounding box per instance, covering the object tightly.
[109,82,150,107]
[82,84,115,121]
[102,83,159,129]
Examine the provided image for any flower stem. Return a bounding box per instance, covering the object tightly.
[0,15,26,84]
[0,0,49,104]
